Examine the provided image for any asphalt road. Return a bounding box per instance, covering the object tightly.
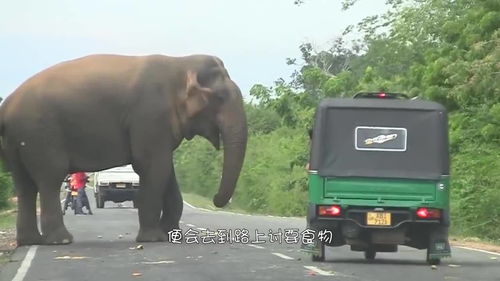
[1,190,499,281]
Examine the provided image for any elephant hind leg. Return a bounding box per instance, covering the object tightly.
[10,161,43,246]
[30,169,72,244]
[18,146,72,244]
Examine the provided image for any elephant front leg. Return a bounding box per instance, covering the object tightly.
[134,154,173,242]
[160,166,183,234]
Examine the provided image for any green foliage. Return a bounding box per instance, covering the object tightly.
[450,144,500,240]
[175,127,310,216]
[175,0,500,239]
[0,162,13,210]
[174,138,222,198]
[244,103,281,135]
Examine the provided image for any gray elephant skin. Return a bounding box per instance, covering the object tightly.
[0,54,248,245]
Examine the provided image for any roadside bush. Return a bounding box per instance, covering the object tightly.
[0,162,13,210]
[450,144,500,240]
[174,127,310,216]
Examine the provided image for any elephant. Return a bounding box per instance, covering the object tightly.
[0,54,248,245]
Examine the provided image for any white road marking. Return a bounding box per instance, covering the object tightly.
[272,253,294,260]
[186,224,196,227]
[196,227,207,231]
[182,199,303,219]
[303,266,335,276]
[140,260,175,265]
[247,244,265,249]
[183,200,196,209]
[183,200,215,213]
[455,246,500,256]
[12,246,38,281]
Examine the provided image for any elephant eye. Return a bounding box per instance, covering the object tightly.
[197,70,215,87]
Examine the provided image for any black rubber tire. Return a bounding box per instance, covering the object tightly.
[364,249,376,260]
[72,197,78,214]
[426,248,441,265]
[96,193,105,209]
[312,241,325,262]
[427,258,441,265]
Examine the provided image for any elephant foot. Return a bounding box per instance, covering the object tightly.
[136,227,168,242]
[42,227,73,245]
[17,232,43,246]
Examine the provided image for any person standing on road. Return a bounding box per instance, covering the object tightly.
[70,172,93,215]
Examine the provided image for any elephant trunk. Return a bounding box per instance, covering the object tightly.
[212,86,248,208]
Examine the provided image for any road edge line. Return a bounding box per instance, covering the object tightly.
[247,244,265,249]
[272,252,294,260]
[183,200,215,213]
[455,246,500,256]
[303,266,335,276]
[11,245,38,281]
[183,200,197,209]
[182,199,304,219]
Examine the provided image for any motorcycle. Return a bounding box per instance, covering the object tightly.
[62,177,78,215]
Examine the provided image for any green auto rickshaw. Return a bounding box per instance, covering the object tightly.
[307,92,451,265]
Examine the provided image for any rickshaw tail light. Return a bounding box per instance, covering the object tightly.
[416,208,441,219]
[318,205,341,216]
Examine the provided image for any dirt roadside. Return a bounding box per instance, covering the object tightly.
[0,227,16,252]
[0,209,17,264]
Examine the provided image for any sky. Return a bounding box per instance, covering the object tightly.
[0,0,388,99]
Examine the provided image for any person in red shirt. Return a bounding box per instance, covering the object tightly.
[70,172,93,215]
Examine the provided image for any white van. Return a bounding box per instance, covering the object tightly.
[93,165,140,208]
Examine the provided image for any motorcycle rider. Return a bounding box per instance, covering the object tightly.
[62,175,73,215]
[70,172,93,215]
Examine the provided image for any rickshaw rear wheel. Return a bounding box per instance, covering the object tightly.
[364,249,376,260]
[427,257,441,265]
[96,193,105,208]
[312,241,325,262]
[426,248,441,265]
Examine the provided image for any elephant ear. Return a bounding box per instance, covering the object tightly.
[184,71,214,118]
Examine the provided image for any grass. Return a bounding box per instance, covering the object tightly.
[0,210,15,230]
[182,193,250,214]
[0,254,9,265]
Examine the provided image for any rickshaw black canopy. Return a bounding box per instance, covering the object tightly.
[310,98,449,180]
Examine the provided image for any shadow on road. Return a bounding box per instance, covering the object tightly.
[322,258,428,266]
[321,258,499,267]
[101,207,136,210]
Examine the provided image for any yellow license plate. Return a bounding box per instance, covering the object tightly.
[116,183,126,188]
[366,212,391,226]
[71,191,78,196]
